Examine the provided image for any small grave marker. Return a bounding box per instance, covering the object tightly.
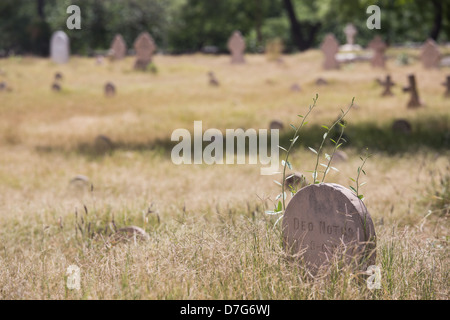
[269,120,284,131]
[104,82,116,97]
[403,74,422,108]
[290,83,301,92]
[377,75,395,96]
[51,83,61,92]
[111,226,150,244]
[285,173,308,192]
[94,135,113,154]
[392,119,412,135]
[316,78,329,86]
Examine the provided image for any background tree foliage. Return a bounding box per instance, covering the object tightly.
[0,0,448,56]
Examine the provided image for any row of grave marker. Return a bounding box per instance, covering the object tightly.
[51,31,157,70]
[51,29,446,71]
[321,34,443,69]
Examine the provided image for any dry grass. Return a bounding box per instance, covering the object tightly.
[0,50,448,299]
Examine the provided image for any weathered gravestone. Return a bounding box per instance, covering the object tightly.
[283,183,376,270]
[208,71,220,87]
[403,74,422,108]
[377,75,395,96]
[442,76,450,98]
[320,34,340,70]
[104,82,116,97]
[421,39,440,69]
[227,31,246,64]
[110,34,127,60]
[50,31,70,64]
[368,36,387,68]
[269,120,284,131]
[133,32,157,70]
[392,119,412,135]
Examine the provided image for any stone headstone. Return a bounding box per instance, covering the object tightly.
[133,32,156,70]
[421,39,440,69]
[110,34,127,60]
[368,36,387,68]
[403,74,422,108]
[227,31,246,64]
[208,71,219,86]
[104,82,116,97]
[442,76,450,98]
[320,34,340,70]
[392,119,412,135]
[283,183,376,270]
[269,120,284,131]
[377,75,395,96]
[50,31,70,64]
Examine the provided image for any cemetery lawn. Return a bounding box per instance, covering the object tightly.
[0,51,448,299]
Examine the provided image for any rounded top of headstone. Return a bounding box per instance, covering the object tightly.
[269,120,284,131]
[283,183,376,270]
[51,30,69,41]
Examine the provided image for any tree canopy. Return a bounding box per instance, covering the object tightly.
[0,0,448,56]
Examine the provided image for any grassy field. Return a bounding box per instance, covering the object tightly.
[0,50,448,299]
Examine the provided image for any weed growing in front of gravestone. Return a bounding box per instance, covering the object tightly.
[266,95,356,225]
[309,98,354,184]
[349,149,372,201]
[265,95,318,223]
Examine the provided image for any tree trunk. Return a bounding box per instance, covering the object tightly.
[282,0,320,51]
[37,0,45,19]
[430,0,442,41]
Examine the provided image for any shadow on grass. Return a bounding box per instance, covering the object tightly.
[35,115,450,160]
